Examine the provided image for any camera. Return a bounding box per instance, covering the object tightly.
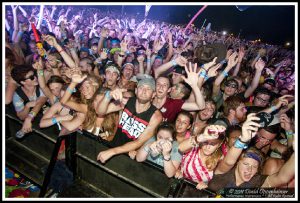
[254,112,273,128]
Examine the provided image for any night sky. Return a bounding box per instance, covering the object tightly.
[106,5,295,46]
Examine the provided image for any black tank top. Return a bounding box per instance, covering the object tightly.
[109,97,157,147]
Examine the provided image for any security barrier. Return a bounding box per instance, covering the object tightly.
[5,105,215,198]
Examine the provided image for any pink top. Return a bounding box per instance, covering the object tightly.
[181,147,214,184]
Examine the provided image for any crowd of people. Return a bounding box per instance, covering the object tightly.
[5,5,295,196]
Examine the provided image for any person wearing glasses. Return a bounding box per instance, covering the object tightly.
[176,124,226,190]
[11,64,47,138]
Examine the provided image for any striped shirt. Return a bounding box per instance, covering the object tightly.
[181,147,214,184]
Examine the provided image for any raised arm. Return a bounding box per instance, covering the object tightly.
[212,52,238,97]
[43,34,76,69]
[243,58,265,98]
[154,55,187,78]
[181,62,205,111]
[214,113,260,175]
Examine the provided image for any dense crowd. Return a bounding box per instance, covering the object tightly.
[5,5,295,196]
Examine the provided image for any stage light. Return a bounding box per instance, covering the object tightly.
[285,42,291,46]
[222,31,227,35]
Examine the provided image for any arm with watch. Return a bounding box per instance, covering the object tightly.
[214,113,261,175]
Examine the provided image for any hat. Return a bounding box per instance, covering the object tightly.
[80,47,90,53]
[195,43,227,64]
[264,78,276,87]
[172,65,186,76]
[137,76,155,91]
[105,65,120,76]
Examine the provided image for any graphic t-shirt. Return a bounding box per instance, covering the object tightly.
[109,97,157,147]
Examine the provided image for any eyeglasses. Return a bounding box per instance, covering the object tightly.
[225,83,238,89]
[255,96,269,103]
[24,74,36,81]
[256,134,273,143]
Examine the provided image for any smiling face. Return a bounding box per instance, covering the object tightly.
[155,77,171,99]
[80,80,96,100]
[198,101,216,121]
[21,71,38,87]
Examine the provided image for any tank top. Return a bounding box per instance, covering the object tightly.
[109,97,157,147]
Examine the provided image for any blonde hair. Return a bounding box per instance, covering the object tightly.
[202,135,225,171]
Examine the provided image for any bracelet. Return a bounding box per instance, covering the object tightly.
[234,139,248,149]
[143,146,151,154]
[105,90,111,100]
[171,60,177,66]
[285,131,294,139]
[67,87,76,94]
[222,71,228,77]
[38,69,44,76]
[270,105,277,112]
[27,111,36,121]
[163,156,171,161]
[189,136,199,147]
[199,71,207,78]
[147,59,151,63]
[52,117,58,125]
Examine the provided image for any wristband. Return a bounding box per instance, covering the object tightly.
[204,75,209,81]
[143,146,151,154]
[234,139,248,149]
[270,105,277,112]
[147,59,151,63]
[222,71,228,77]
[199,71,207,78]
[67,87,76,94]
[52,117,58,125]
[171,60,177,66]
[105,90,111,100]
[38,69,44,76]
[163,156,171,161]
[285,131,294,139]
[28,111,36,121]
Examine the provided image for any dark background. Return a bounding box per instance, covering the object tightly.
[94,5,295,46]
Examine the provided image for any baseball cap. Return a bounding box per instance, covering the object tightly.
[264,78,276,87]
[172,65,186,76]
[137,76,155,91]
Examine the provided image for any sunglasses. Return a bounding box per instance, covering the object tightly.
[24,74,36,81]
[225,83,238,89]
[199,141,220,146]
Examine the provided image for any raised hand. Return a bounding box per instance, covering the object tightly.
[240,113,261,142]
[42,35,58,47]
[174,55,188,67]
[207,63,222,78]
[120,40,128,52]
[274,95,294,109]
[32,57,44,70]
[71,73,87,84]
[202,57,217,71]
[279,114,292,132]
[181,62,201,89]
[109,88,127,101]
[196,125,226,143]
[255,58,265,72]
[238,46,245,63]
[227,51,239,68]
